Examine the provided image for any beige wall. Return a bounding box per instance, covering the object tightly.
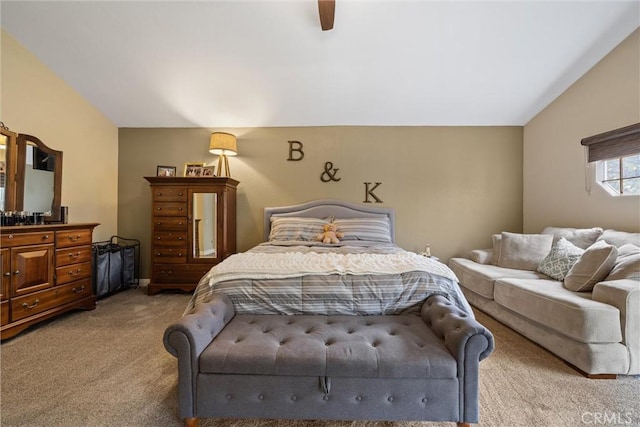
[1,31,119,241]
[523,29,640,233]
[119,126,523,278]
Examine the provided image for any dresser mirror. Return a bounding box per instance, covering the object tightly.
[1,132,63,223]
[192,192,217,259]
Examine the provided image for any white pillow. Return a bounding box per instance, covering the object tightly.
[268,217,329,242]
[496,232,553,271]
[564,240,618,292]
[537,238,584,281]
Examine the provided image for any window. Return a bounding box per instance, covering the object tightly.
[600,154,640,196]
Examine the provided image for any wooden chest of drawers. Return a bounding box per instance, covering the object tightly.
[145,177,238,295]
[0,223,98,340]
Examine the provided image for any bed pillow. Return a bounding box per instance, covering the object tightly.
[605,244,640,281]
[333,217,392,243]
[268,217,329,242]
[564,240,618,292]
[537,238,585,281]
[541,227,603,249]
[496,232,553,271]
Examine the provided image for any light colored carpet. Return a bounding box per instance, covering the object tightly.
[1,288,638,427]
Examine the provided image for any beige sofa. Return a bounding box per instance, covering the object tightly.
[449,227,639,377]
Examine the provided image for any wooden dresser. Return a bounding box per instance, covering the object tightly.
[144,177,239,295]
[0,223,99,340]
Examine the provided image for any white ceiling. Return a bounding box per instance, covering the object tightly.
[1,1,638,128]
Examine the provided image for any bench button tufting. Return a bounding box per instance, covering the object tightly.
[323,395,329,401]
[356,396,362,401]
[258,394,264,400]
[422,397,428,403]
[291,395,297,401]
[225,394,232,400]
[388,396,394,402]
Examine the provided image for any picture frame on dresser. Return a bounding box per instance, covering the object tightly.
[156,165,176,177]
[183,162,205,177]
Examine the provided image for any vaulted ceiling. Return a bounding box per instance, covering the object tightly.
[1,1,638,128]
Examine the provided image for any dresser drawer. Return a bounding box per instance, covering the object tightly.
[11,278,92,322]
[153,231,188,246]
[153,202,187,216]
[153,217,188,231]
[153,247,187,263]
[1,300,8,326]
[56,261,92,285]
[152,187,188,202]
[57,229,93,248]
[153,264,212,283]
[56,245,93,267]
[1,231,54,248]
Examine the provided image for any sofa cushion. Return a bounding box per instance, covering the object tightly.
[200,314,457,379]
[597,230,640,248]
[541,227,603,249]
[606,244,640,281]
[564,241,618,292]
[449,257,547,299]
[496,232,553,271]
[537,238,585,281]
[493,278,622,344]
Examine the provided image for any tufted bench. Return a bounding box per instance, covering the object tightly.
[164,294,494,427]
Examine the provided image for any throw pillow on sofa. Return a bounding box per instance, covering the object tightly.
[541,226,603,249]
[537,238,585,281]
[605,244,640,281]
[496,232,553,271]
[564,240,618,292]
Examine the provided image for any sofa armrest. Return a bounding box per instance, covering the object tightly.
[163,294,235,417]
[592,279,640,374]
[468,248,493,265]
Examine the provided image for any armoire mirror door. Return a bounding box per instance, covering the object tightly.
[191,192,218,260]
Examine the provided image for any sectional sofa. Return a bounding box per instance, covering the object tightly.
[449,227,639,377]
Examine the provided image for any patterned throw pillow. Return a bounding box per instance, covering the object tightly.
[537,238,585,281]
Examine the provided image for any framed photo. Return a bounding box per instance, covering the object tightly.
[156,165,176,177]
[184,162,205,177]
[202,166,216,177]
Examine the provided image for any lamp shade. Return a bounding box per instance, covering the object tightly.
[209,132,238,156]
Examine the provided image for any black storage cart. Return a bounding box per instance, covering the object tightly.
[92,235,140,298]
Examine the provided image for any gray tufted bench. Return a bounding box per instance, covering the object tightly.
[164,294,494,427]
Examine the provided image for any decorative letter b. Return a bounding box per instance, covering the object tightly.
[287,141,304,161]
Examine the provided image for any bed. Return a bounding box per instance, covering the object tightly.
[164,199,494,427]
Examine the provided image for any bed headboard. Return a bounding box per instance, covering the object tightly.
[263,199,396,243]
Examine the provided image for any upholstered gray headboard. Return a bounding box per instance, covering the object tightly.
[263,199,395,243]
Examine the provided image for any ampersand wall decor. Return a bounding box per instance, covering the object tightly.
[320,161,341,182]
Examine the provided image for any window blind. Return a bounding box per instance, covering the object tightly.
[581,122,640,162]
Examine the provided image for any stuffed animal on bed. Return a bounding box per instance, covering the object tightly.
[317,223,344,244]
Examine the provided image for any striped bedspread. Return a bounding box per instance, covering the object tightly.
[185,243,472,316]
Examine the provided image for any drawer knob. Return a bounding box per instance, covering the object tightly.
[178,207,183,211]
[69,235,80,242]
[178,253,183,257]
[44,235,50,240]
[13,270,20,276]
[179,192,184,196]
[69,269,81,277]
[156,237,161,240]
[178,237,183,240]
[157,207,162,211]
[156,192,162,196]
[3,272,11,277]
[68,252,80,259]
[156,252,161,256]
[22,299,39,309]
[7,235,13,239]
[72,286,85,294]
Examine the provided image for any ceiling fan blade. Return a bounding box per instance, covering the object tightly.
[318,0,335,31]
